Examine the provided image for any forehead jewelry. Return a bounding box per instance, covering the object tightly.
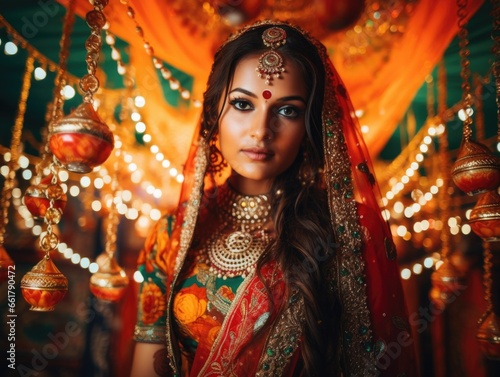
[257,27,287,85]
[262,89,272,99]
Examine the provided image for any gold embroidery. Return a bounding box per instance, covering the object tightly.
[134,325,167,343]
[256,292,305,376]
[322,63,376,374]
[165,141,208,375]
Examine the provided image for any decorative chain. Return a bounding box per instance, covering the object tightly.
[473,74,485,141]
[437,61,451,260]
[457,0,473,141]
[479,241,493,323]
[0,56,35,245]
[38,162,63,254]
[79,0,109,103]
[121,0,195,103]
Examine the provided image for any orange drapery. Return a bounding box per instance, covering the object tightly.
[56,0,484,208]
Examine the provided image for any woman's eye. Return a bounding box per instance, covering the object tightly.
[229,99,253,111]
[277,105,301,118]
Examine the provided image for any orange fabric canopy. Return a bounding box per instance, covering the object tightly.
[56,0,483,208]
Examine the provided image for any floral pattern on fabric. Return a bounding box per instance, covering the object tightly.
[140,281,167,325]
[134,214,174,343]
[173,260,244,361]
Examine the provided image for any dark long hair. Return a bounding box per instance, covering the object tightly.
[201,23,339,376]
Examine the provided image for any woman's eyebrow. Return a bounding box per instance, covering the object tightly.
[228,88,257,98]
[277,95,307,104]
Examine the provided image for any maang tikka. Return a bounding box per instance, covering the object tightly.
[257,27,287,85]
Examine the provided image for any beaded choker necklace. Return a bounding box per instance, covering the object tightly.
[201,182,272,279]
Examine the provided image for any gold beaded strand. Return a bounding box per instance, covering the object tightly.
[0,55,35,246]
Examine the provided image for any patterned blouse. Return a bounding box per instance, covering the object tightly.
[172,255,245,370]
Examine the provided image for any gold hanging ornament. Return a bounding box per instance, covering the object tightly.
[24,174,67,219]
[89,147,129,301]
[451,0,500,195]
[468,76,500,241]
[21,164,68,311]
[49,0,113,174]
[0,55,35,282]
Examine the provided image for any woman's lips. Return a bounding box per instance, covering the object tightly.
[241,147,274,161]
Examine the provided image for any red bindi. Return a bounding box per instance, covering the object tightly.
[262,90,272,100]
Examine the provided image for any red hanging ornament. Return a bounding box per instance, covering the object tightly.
[89,252,129,302]
[21,254,68,311]
[477,311,500,359]
[469,189,500,241]
[429,260,465,310]
[48,102,114,174]
[24,174,67,219]
[451,140,500,196]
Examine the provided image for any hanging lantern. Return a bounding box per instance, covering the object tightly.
[24,174,67,219]
[477,311,500,359]
[22,166,68,311]
[89,252,129,302]
[451,140,500,196]
[48,0,112,174]
[430,260,464,310]
[21,253,68,311]
[469,189,500,241]
[48,102,114,173]
[315,0,365,31]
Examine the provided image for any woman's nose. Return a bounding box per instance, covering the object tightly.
[250,110,274,141]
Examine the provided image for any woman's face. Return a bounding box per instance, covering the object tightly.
[218,54,308,195]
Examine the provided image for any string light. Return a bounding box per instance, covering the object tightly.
[34,66,47,80]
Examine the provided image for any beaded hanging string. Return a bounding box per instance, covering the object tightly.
[479,240,494,323]
[38,163,64,254]
[473,74,485,142]
[103,28,126,76]
[120,0,199,105]
[457,0,474,142]
[51,0,75,123]
[0,56,34,271]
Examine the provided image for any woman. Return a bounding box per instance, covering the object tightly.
[131,20,416,377]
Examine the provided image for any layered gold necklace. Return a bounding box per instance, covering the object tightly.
[200,182,272,280]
